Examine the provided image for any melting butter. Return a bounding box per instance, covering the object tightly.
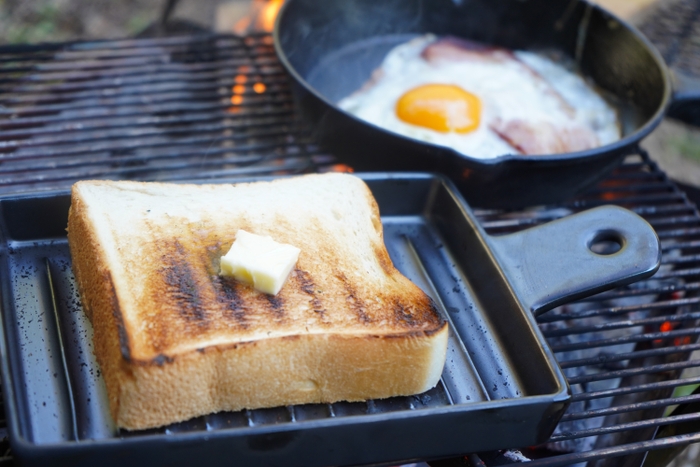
[220,229,301,295]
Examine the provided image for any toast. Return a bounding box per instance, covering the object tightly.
[67,173,449,430]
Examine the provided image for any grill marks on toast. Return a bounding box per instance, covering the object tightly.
[135,227,442,357]
[145,238,213,352]
[338,272,372,324]
[84,177,444,361]
[212,276,249,328]
[137,230,333,355]
[395,297,443,332]
[295,269,326,317]
[393,301,417,327]
[163,240,210,325]
[265,294,286,319]
[142,235,246,350]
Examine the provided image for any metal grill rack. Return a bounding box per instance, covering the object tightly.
[0,33,335,195]
[473,154,700,466]
[1,33,700,467]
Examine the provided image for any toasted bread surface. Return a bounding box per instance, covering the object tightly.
[67,174,448,430]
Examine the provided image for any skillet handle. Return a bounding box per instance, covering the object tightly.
[486,206,661,317]
[669,69,700,124]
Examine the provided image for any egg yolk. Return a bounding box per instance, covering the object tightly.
[396,84,481,133]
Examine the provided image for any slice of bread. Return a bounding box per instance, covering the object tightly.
[67,173,448,430]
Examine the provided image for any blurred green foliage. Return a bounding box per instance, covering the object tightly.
[671,127,700,163]
[1,1,63,43]
[0,0,159,44]
[126,12,153,36]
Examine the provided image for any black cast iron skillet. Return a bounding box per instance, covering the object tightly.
[274,0,697,208]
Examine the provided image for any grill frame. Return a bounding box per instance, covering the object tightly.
[0,33,699,467]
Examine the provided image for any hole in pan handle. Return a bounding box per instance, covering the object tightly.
[485,205,661,317]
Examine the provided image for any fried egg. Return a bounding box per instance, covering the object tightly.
[337,35,620,159]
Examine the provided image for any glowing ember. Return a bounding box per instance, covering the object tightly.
[328,164,354,173]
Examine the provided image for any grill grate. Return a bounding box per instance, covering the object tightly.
[1,33,700,467]
[471,152,700,466]
[0,34,336,195]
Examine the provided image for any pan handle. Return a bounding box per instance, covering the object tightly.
[485,206,661,317]
[668,69,700,125]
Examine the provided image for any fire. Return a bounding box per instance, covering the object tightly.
[230,74,246,110]
[229,69,264,111]
[229,80,266,109]
[653,320,693,347]
[227,2,283,111]
[260,0,284,32]
[232,0,285,34]
[598,179,629,201]
[328,164,354,173]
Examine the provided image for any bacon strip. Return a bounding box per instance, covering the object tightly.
[421,36,514,64]
[490,119,599,155]
[421,37,576,118]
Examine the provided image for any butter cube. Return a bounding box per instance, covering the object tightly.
[220,230,301,295]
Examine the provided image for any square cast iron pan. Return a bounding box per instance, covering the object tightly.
[0,173,660,467]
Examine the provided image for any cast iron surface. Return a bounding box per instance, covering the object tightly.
[273,0,673,208]
[488,206,661,316]
[0,173,660,467]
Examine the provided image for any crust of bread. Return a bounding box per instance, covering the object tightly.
[67,174,448,430]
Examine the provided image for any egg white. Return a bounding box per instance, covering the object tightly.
[337,35,620,159]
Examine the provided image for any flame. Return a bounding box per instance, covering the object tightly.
[260,0,284,32]
[233,0,285,34]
